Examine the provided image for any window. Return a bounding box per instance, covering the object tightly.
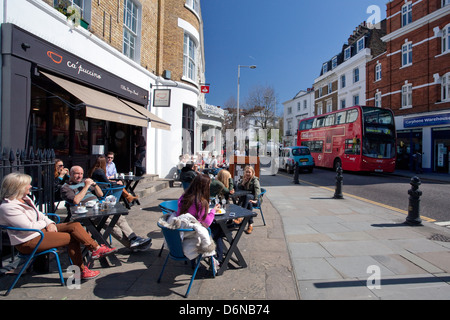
[325,114,335,126]
[183,33,197,81]
[336,111,346,124]
[353,95,360,106]
[375,63,382,81]
[340,99,346,109]
[442,24,450,54]
[444,0,450,7]
[317,102,323,115]
[346,109,359,123]
[344,47,351,60]
[326,100,332,113]
[357,38,365,53]
[353,67,360,83]
[402,42,413,67]
[303,100,307,109]
[322,63,328,74]
[375,91,382,108]
[332,56,337,69]
[123,0,139,60]
[287,107,292,114]
[318,87,323,97]
[185,0,200,14]
[341,74,346,88]
[54,0,87,20]
[328,82,332,94]
[402,2,412,27]
[345,139,360,155]
[442,73,450,101]
[402,83,413,108]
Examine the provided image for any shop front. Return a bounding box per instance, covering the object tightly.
[1,24,169,173]
[398,112,450,174]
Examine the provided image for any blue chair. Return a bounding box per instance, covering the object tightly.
[102,185,125,201]
[0,217,65,296]
[181,181,191,190]
[159,200,179,214]
[157,222,215,298]
[253,188,267,226]
[157,200,179,256]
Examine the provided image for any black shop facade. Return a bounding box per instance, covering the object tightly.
[1,23,151,174]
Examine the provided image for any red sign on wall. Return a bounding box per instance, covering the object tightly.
[201,85,210,93]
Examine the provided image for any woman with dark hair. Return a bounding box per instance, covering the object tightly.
[88,155,137,203]
[176,174,224,264]
[54,159,70,202]
[177,173,219,227]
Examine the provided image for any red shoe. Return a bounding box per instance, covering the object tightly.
[92,244,117,260]
[81,267,100,280]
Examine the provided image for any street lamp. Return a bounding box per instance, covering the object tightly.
[236,65,256,130]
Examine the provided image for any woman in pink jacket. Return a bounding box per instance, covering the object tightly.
[0,172,116,280]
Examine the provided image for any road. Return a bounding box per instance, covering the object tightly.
[276,168,450,223]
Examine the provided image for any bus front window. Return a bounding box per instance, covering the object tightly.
[363,138,396,159]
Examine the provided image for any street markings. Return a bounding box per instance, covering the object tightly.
[277,173,436,222]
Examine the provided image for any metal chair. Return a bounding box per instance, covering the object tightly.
[159,200,179,214]
[253,188,266,226]
[157,200,179,256]
[102,185,125,201]
[157,222,215,298]
[0,213,65,296]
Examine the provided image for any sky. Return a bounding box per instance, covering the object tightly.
[201,0,388,115]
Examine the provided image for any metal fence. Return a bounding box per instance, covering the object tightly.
[0,147,56,213]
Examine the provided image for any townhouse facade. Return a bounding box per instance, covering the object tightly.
[0,0,215,178]
[367,0,450,173]
[282,89,314,147]
[314,21,387,116]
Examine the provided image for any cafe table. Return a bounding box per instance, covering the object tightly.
[110,175,143,208]
[70,202,129,265]
[229,188,252,204]
[213,203,257,276]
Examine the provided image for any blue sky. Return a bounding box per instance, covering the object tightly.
[201,0,388,114]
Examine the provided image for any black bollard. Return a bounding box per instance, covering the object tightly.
[405,176,423,226]
[293,162,300,184]
[333,166,344,199]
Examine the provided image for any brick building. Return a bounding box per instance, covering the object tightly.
[0,0,208,178]
[367,0,450,173]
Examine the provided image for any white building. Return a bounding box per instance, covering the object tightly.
[282,89,315,146]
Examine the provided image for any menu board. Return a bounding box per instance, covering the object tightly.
[228,156,260,185]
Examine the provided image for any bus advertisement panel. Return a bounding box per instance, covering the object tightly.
[297,106,396,173]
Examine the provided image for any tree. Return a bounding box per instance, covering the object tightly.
[243,85,278,130]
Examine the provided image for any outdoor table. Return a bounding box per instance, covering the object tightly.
[229,189,252,204]
[213,203,257,276]
[110,175,143,208]
[70,203,128,265]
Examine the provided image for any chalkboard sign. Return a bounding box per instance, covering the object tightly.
[228,156,260,185]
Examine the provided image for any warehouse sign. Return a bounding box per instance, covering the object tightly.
[404,113,450,128]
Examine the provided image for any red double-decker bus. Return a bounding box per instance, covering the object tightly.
[297,106,396,172]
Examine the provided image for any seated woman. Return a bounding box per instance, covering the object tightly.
[179,162,198,189]
[176,174,224,264]
[237,165,261,235]
[0,172,116,280]
[210,169,235,201]
[88,155,137,203]
[54,159,70,202]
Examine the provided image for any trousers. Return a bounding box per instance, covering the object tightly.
[15,222,98,270]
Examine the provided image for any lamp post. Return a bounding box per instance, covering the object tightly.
[236,65,256,130]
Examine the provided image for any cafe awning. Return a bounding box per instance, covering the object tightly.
[41,71,148,127]
[120,99,171,131]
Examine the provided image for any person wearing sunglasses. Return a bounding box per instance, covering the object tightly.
[106,152,118,179]
[54,159,70,202]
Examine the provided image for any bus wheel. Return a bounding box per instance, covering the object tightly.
[333,158,342,171]
[286,164,292,174]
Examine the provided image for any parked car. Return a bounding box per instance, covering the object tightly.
[279,146,314,174]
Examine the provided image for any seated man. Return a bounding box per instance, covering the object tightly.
[61,166,151,251]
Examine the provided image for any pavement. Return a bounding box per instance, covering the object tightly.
[0,169,449,302]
